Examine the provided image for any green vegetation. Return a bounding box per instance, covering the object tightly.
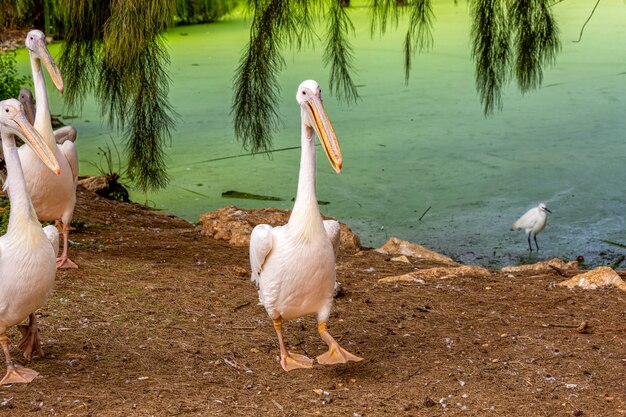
[0,196,9,234]
[233,0,560,153]
[0,51,30,100]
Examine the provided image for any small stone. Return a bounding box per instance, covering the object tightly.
[573,411,583,417]
[390,255,411,264]
[423,396,436,407]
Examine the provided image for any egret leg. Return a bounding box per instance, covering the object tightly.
[273,318,313,372]
[527,233,533,252]
[56,221,78,269]
[534,234,540,252]
[0,333,38,385]
[17,313,44,361]
[316,322,363,365]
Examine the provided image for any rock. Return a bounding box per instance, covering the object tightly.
[501,258,579,276]
[378,274,425,284]
[199,206,361,252]
[378,265,491,283]
[390,255,411,264]
[78,175,129,202]
[557,267,626,291]
[375,237,457,265]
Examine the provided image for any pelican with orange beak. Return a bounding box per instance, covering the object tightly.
[19,30,79,269]
[249,80,362,371]
[0,99,60,384]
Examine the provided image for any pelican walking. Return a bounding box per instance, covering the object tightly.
[512,203,552,252]
[20,30,79,268]
[249,80,362,371]
[0,99,60,384]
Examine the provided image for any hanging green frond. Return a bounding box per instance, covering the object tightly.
[470,0,510,115]
[233,0,288,153]
[403,0,433,83]
[370,0,402,36]
[324,0,358,103]
[58,0,177,192]
[509,0,560,93]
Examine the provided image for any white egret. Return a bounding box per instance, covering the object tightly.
[249,80,362,372]
[512,203,552,252]
[18,88,77,145]
[21,30,79,268]
[0,99,60,384]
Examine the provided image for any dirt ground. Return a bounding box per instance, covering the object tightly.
[0,187,624,416]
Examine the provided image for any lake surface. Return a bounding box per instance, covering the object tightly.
[15,1,626,267]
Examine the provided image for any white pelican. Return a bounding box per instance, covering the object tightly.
[18,88,77,145]
[512,203,552,252]
[250,80,362,371]
[21,29,79,268]
[0,99,60,384]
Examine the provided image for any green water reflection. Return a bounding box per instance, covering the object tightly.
[14,1,626,266]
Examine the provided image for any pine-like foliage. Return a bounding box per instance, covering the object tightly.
[233,0,358,153]
[57,0,177,192]
[234,0,561,151]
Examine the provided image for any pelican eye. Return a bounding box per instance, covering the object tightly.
[302,91,306,95]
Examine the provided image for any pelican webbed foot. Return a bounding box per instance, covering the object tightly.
[316,322,363,365]
[56,256,78,269]
[17,313,44,361]
[0,365,39,385]
[0,333,39,385]
[273,318,313,372]
[280,352,314,372]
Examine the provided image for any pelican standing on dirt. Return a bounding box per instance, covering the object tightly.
[250,80,362,371]
[21,30,79,268]
[512,203,552,252]
[0,99,60,384]
[18,88,77,145]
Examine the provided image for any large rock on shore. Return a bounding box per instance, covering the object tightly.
[199,206,361,253]
[501,258,579,276]
[375,237,457,266]
[378,265,491,283]
[558,267,626,291]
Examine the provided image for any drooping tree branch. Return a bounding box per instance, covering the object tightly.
[235,0,567,150]
[573,0,600,43]
[403,0,433,83]
[58,0,177,192]
[470,0,510,115]
[509,0,560,94]
[324,0,359,103]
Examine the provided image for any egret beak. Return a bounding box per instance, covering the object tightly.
[12,110,60,175]
[545,208,552,214]
[35,38,64,94]
[302,96,343,173]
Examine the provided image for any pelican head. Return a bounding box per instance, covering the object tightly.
[538,203,552,214]
[0,99,60,175]
[25,30,64,94]
[18,88,35,124]
[297,80,343,173]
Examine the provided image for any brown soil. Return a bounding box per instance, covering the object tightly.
[1,187,624,416]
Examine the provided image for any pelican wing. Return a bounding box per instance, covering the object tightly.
[513,207,539,230]
[60,140,79,185]
[43,225,60,258]
[54,126,77,144]
[323,220,341,260]
[250,224,274,287]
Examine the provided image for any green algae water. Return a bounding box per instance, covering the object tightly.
[15,1,626,267]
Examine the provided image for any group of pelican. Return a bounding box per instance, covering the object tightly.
[0,30,361,384]
[0,30,78,384]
